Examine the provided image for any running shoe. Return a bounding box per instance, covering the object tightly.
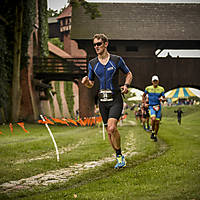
[150,133,155,139]
[114,155,126,169]
[154,136,158,142]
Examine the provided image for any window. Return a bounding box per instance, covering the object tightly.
[60,20,63,26]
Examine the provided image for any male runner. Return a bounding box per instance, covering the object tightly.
[174,108,183,125]
[142,75,165,142]
[141,99,150,131]
[82,34,133,168]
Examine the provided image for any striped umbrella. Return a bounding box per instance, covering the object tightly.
[165,87,199,99]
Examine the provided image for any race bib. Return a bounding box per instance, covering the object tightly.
[153,105,160,111]
[99,90,113,102]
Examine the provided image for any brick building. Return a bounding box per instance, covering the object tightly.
[47,5,87,118]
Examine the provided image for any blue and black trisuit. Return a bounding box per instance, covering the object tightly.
[88,54,131,125]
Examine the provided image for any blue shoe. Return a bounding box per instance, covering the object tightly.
[114,155,126,169]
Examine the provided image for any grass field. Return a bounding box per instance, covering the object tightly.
[0,105,200,200]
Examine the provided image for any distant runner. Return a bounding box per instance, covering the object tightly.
[141,98,150,131]
[174,108,183,125]
[142,75,166,142]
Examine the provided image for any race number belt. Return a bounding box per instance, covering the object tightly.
[153,105,160,111]
[98,90,113,102]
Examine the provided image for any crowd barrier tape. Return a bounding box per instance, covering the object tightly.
[37,116,103,127]
[9,123,13,133]
[0,115,127,135]
[0,122,29,135]
[17,122,29,133]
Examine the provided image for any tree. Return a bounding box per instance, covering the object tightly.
[70,0,101,19]
[49,38,64,50]
[11,0,24,122]
[0,0,101,123]
[47,0,101,19]
[47,8,60,17]
[0,0,36,122]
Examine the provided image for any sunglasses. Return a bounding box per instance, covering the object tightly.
[93,42,103,47]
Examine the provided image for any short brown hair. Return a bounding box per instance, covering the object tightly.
[93,33,108,43]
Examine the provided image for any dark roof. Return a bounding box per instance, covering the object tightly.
[71,3,200,40]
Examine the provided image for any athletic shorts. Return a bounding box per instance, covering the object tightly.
[142,112,150,119]
[99,94,123,126]
[149,105,162,120]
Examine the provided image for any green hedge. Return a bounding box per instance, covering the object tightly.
[0,0,48,122]
[38,0,49,57]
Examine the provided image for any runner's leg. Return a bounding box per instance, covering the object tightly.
[107,118,120,151]
[155,119,160,135]
[151,116,156,132]
[155,108,162,135]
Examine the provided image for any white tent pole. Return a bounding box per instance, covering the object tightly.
[40,115,60,162]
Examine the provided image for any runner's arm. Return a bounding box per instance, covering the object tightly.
[121,71,133,94]
[124,71,133,86]
[142,92,147,104]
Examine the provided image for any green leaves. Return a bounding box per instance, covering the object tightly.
[70,0,101,19]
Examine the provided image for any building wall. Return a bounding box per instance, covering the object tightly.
[123,56,200,92]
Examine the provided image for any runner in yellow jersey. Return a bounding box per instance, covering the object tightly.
[142,75,166,142]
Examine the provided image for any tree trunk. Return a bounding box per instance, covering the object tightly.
[0,107,6,123]
[11,1,23,122]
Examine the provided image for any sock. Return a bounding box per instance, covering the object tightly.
[116,148,122,156]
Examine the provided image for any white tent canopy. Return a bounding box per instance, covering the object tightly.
[188,88,200,97]
[165,87,200,98]
[128,88,144,101]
